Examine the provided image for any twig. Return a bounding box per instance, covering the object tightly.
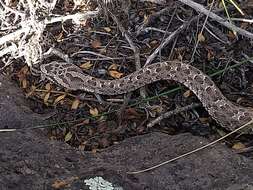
[147,103,201,128]
[136,7,172,36]
[128,119,253,174]
[145,17,197,66]
[190,0,215,62]
[109,11,147,98]
[178,0,253,39]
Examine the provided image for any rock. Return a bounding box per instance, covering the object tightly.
[0,74,253,190]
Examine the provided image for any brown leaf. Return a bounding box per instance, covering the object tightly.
[45,83,52,91]
[199,117,210,124]
[54,94,66,105]
[232,142,246,150]
[227,31,236,40]
[64,131,73,142]
[51,177,79,189]
[44,92,50,105]
[183,90,192,98]
[198,33,205,42]
[56,32,64,42]
[91,40,101,49]
[21,78,28,89]
[52,180,68,189]
[26,85,36,97]
[80,61,93,70]
[108,64,118,70]
[103,27,111,32]
[109,70,124,79]
[90,107,99,116]
[71,99,80,110]
[20,66,29,74]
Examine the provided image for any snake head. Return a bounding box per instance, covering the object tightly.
[40,61,87,90]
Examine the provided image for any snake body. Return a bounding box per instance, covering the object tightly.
[40,61,253,132]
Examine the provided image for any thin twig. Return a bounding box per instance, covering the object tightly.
[109,11,147,98]
[178,0,253,39]
[128,119,253,174]
[147,103,201,128]
[145,17,197,66]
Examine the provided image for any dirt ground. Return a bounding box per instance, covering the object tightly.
[1,0,253,189]
[1,74,253,190]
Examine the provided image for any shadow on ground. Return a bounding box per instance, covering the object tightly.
[0,74,253,190]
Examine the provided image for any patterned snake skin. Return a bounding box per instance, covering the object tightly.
[40,61,253,133]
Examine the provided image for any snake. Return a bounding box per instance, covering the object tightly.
[40,61,253,133]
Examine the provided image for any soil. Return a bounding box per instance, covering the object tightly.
[1,0,253,189]
[1,74,253,190]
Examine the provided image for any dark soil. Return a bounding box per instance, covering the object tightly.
[1,74,253,190]
[1,0,253,189]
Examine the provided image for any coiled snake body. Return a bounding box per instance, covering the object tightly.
[40,61,253,133]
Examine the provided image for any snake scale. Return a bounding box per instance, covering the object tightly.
[40,61,253,133]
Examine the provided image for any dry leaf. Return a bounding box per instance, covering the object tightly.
[143,14,149,23]
[65,131,73,142]
[52,180,68,189]
[227,31,236,40]
[183,90,192,98]
[207,49,214,61]
[71,99,80,110]
[26,85,36,97]
[91,40,101,49]
[44,92,50,104]
[199,117,210,124]
[80,61,93,70]
[56,32,64,42]
[21,78,28,89]
[150,40,158,46]
[54,94,66,105]
[45,83,52,91]
[108,64,118,70]
[90,107,99,116]
[232,142,246,150]
[20,66,29,74]
[198,33,205,42]
[109,70,124,79]
[51,177,78,189]
[103,27,111,32]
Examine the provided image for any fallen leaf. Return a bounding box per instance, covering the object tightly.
[80,61,93,70]
[26,85,36,97]
[54,94,66,105]
[232,142,246,150]
[91,40,101,49]
[71,99,80,110]
[90,107,99,116]
[20,66,29,74]
[65,131,73,142]
[44,92,50,104]
[183,90,192,98]
[52,177,79,189]
[45,83,52,91]
[227,31,236,40]
[108,64,118,70]
[56,32,64,42]
[143,14,149,23]
[150,40,158,46]
[21,78,28,89]
[199,117,210,124]
[52,180,68,189]
[109,70,124,79]
[198,33,205,42]
[103,27,111,32]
